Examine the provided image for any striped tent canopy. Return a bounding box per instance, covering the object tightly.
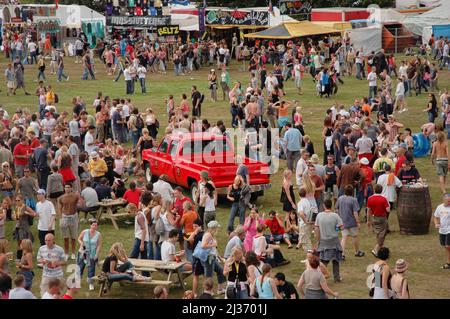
[244,21,340,39]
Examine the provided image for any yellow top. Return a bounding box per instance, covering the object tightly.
[88,158,108,177]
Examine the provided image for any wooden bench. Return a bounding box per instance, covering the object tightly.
[92,275,172,297]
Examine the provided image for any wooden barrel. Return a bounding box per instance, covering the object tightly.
[396,186,432,235]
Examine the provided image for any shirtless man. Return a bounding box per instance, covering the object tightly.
[57,183,83,260]
[245,96,259,129]
[431,131,450,194]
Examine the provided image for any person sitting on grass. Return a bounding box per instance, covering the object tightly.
[274,272,299,299]
[264,210,293,248]
[252,224,289,268]
[153,285,169,299]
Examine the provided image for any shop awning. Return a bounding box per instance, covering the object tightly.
[244,21,340,39]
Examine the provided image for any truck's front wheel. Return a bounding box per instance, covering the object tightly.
[190,182,199,202]
[145,162,154,183]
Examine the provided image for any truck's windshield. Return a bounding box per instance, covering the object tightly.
[159,138,169,154]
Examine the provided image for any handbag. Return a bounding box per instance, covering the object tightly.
[192,241,211,263]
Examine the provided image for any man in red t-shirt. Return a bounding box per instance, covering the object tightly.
[264,210,292,248]
[395,144,407,175]
[28,130,40,151]
[13,136,31,178]
[367,184,390,257]
[172,186,193,248]
[122,181,141,207]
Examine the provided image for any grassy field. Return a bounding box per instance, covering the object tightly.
[1,53,449,299]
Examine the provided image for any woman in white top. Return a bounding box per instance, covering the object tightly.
[145,108,157,139]
[158,199,177,244]
[149,194,162,260]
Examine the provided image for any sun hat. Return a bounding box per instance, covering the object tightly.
[37,189,46,195]
[90,151,99,158]
[310,154,320,164]
[395,259,408,273]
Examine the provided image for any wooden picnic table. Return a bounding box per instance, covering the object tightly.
[96,199,128,230]
[127,258,190,291]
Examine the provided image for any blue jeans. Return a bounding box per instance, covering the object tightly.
[126,80,134,94]
[130,238,149,276]
[113,127,125,143]
[37,70,46,81]
[114,70,123,81]
[57,67,68,81]
[139,78,146,93]
[356,63,362,79]
[148,241,161,260]
[174,64,181,76]
[29,52,37,64]
[107,261,135,282]
[227,202,246,233]
[131,130,141,147]
[201,256,226,283]
[77,253,97,284]
[369,86,377,99]
[82,67,95,80]
[446,124,450,139]
[428,112,436,123]
[184,241,194,263]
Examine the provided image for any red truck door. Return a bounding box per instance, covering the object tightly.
[165,140,179,184]
[152,137,171,178]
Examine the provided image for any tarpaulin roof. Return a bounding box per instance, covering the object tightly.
[244,21,340,39]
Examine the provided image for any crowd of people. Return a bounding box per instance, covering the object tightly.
[0,27,450,300]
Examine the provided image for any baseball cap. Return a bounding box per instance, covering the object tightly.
[37,189,46,195]
[359,157,370,165]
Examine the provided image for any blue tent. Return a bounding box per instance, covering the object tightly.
[432,24,450,39]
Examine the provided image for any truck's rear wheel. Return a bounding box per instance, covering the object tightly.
[190,182,199,202]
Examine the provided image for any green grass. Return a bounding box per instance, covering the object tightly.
[1,54,450,299]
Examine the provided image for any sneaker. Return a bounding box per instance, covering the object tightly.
[342,255,346,261]
[334,277,342,283]
[71,253,76,260]
[355,251,365,257]
[89,284,95,291]
[64,254,69,262]
[66,76,70,82]
[371,250,378,258]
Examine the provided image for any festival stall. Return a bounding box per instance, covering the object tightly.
[244,21,340,40]
[345,26,383,53]
[311,7,370,22]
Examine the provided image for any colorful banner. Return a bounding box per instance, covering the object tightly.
[278,0,312,16]
[198,7,205,33]
[205,9,269,26]
[106,15,171,27]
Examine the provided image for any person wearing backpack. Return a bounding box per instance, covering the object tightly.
[369,247,394,299]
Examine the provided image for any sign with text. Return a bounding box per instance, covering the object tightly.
[156,25,180,37]
[205,9,269,26]
[106,15,171,28]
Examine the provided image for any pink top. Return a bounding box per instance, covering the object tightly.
[243,217,265,252]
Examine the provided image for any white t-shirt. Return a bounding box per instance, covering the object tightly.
[294,64,302,78]
[153,180,174,203]
[161,240,176,263]
[377,174,402,202]
[36,200,56,231]
[137,66,147,79]
[122,104,130,118]
[41,292,56,299]
[41,118,56,136]
[398,65,408,78]
[297,198,312,227]
[367,71,377,87]
[434,203,450,234]
[252,236,267,257]
[84,131,95,154]
[28,42,37,53]
[124,68,132,81]
[295,158,308,186]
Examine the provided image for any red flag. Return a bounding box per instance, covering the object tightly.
[55,0,59,10]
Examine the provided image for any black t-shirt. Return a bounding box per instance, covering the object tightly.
[192,91,201,107]
[95,184,113,201]
[102,255,117,273]
[73,103,83,116]
[277,281,299,299]
[398,167,420,183]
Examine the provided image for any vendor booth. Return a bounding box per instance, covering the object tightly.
[243,21,340,40]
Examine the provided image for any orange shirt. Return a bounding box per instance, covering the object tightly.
[180,210,198,235]
[362,104,371,115]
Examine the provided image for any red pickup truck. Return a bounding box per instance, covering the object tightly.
[142,132,271,201]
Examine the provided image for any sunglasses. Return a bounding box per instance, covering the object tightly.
[15,199,21,202]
